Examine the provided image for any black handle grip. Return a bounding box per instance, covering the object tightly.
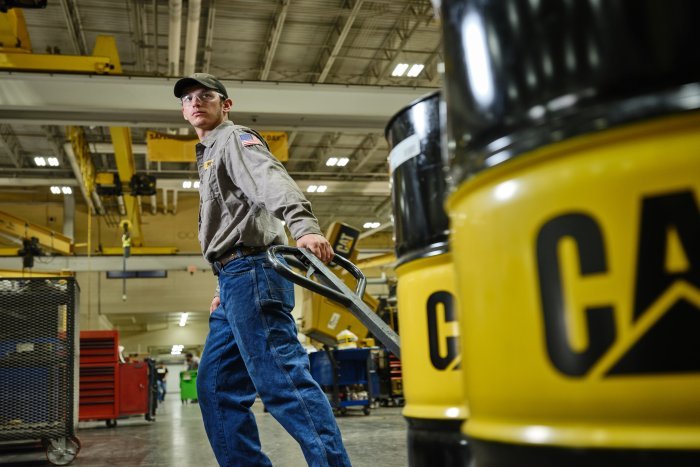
[266,246,366,305]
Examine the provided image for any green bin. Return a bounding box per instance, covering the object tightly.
[179,370,198,403]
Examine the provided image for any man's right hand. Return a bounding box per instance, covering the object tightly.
[210,296,220,314]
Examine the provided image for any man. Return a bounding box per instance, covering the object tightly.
[173,73,351,467]
[185,352,200,371]
[155,361,168,402]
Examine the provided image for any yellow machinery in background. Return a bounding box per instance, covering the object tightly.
[386,92,469,467]
[299,222,383,346]
[0,5,175,256]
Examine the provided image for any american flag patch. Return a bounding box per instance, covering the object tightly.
[240,133,264,147]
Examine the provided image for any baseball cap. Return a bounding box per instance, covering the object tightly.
[173,73,228,99]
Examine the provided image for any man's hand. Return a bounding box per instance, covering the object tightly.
[297,233,334,263]
[210,295,220,314]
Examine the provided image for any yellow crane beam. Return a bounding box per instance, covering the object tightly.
[0,211,73,255]
[109,126,143,247]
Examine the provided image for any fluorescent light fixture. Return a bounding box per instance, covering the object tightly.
[336,157,349,167]
[47,157,60,167]
[193,181,200,189]
[50,186,61,194]
[392,63,409,77]
[179,312,189,327]
[363,222,381,229]
[407,64,425,77]
[316,185,327,193]
[307,185,318,193]
[326,157,338,167]
[61,186,72,195]
[182,180,192,189]
[171,344,184,355]
[34,156,47,167]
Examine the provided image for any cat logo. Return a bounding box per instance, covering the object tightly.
[536,190,700,377]
[427,290,461,371]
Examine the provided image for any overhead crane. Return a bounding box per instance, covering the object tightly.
[0,4,177,256]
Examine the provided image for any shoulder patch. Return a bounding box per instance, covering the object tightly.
[239,133,264,147]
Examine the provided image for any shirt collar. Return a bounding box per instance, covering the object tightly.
[200,120,234,148]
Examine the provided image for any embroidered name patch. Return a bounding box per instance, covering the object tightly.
[240,133,264,147]
[203,159,214,170]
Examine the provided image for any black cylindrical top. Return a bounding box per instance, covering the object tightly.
[440,0,700,186]
[386,91,450,264]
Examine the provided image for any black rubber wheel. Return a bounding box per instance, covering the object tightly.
[363,407,370,416]
[106,419,117,428]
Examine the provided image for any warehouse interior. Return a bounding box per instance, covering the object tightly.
[2,0,699,466]
[0,0,438,466]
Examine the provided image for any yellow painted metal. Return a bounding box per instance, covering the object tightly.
[301,269,380,345]
[0,211,73,255]
[261,131,289,162]
[91,35,121,73]
[67,126,97,201]
[100,246,179,255]
[0,9,32,54]
[146,131,198,163]
[446,112,700,450]
[0,11,117,73]
[396,252,468,421]
[146,130,289,163]
[356,252,395,270]
[0,269,74,277]
[0,248,18,256]
[0,52,113,73]
[109,126,143,247]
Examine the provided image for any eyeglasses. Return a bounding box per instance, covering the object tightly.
[180,90,223,106]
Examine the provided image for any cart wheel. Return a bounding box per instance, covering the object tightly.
[340,407,347,416]
[363,407,370,416]
[106,419,117,428]
[43,436,81,466]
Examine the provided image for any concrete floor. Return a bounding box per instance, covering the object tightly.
[0,395,408,466]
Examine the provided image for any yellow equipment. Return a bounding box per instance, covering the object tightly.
[386,91,469,466]
[300,222,381,346]
[441,1,700,465]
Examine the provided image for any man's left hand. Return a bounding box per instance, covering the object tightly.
[297,233,334,263]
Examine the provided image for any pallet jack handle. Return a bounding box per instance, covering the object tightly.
[266,245,366,307]
[266,245,401,358]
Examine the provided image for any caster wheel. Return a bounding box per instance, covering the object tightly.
[106,419,117,428]
[43,436,81,466]
[362,407,370,416]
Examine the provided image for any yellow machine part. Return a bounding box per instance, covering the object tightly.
[0,8,31,54]
[396,252,468,421]
[300,269,380,346]
[446,111,700,450]
[0,9,118,73]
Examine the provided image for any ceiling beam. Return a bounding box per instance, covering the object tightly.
[0,124,23,168]
[59,0,88,56]
[0,72,431,130]
[373,4,433,84]
[259,0,291,81]
[201,0,217,73]
[351,133,383,173]
[316,0,364,84]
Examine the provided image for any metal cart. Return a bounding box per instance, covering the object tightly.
[310,347,374,416]
[0,278,81,466]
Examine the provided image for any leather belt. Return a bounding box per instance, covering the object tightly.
[212,245,268,275]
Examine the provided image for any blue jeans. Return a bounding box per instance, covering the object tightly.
[197,252,351,467]
[156,379,167,402]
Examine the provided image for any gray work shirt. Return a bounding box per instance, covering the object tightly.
[196,120,322,263]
